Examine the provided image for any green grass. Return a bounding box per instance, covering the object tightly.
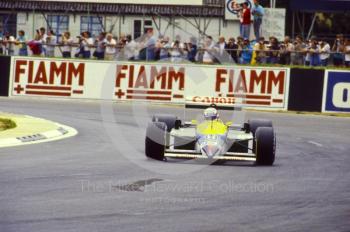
[0,118,17,131]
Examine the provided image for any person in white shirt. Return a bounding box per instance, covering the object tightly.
[93,32,106,60]
[61,31,73,58]
[104,33,117,61]
[45,30,56,57]
[3,32,15,55]
[319,40,330,66]
[203,36,215,64]
[81,31,93,58]
[170,40,183,62]
[124,35,139,60]
[40,27,48,56]
[345,39,350,67]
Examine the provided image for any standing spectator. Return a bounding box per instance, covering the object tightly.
[16,30,28,56]
[145,28,156,61]
[292,35,305,65]
[240,38,253,64]
[170,40,183,62]
[252,37,266,64]
[266,36,280,64]
[28,31,42,56]
[81,31,93,58]
[215,36,228,63]
[93,32,106,60]
[45,30,56,57]
[185,37,197,62]
[344,39,350,67]
[251,0,264,41]
[332,34,345,66]
[305,38,320,66]
[124,35,139,60]
[236,36,244,62]
[319,39,330,66]
[61,31,73,58]
[3,32,15,55]
[158,36,171,60]
[39,27,47,56]
[226,37,239,63]
[104,33,117,61]
[203,36,215,64]
[241,2,251,40]
[279,36,294,65]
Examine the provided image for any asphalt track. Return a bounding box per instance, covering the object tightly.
[0,97,349,232]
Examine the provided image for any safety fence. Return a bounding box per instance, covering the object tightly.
[1,55,349,113]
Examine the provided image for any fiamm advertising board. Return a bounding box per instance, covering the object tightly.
[322,70,350,113]
[10,57,290,110]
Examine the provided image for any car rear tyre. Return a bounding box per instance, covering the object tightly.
[248,119,272,135]
[145,122,166,161]
[152,114,178,132]
[255,127,275,166]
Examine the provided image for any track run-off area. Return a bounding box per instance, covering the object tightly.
[0,97,349,232]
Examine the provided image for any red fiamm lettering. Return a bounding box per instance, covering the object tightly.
[267,71,285,94]
[14,60,27,82]
[50,62,67,85]
[134,65,148,88]
[150,66,167,89]
[67,63,84,86]
[116,65,128,87]
[235,70,248,93]
[34,61,48,84]
[168,67,185,90]
[215,69,227,92]
[249,70,267,94]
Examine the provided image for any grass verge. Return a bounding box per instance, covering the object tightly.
[0,118,17,131]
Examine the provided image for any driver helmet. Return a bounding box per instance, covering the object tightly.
[204,107,218,120]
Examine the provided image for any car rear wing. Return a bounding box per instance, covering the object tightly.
[184,96,242,111]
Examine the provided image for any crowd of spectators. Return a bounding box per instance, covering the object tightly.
[0,27,350,67]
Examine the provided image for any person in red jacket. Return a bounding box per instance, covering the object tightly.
[241,2,251,40]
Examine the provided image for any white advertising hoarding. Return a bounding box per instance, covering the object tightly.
[29,0,203,5]
[10,57,290,110]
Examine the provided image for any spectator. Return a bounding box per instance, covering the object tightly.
[319,39,330,66]
[3,32,15,55]
[81,31,93,58]
[170,40,183,62]
[226,37,239,63]
[203,36,215,64]
[61,31,73,58]
[124,35,139,60]
[185,37,197,62]
[93,32,106,60]
[158,36,171,60]
[46,30,56,57]
[241,2,251,40]
[306,38,320,66]
[292,35,305,65]
[215,36,228,63]
[279,36,294,65]
[145,28,156,61]
[251,0,264,40]
[240,38,252,64]
[266,36,280,64]
[16,30,28,56]
[104,33,117,61]
[345,39,350,67]
[28,31,42,56]
[39,27,47,56]
[332,34,345,66]
[236,36,244,61]
[252,36,266,64]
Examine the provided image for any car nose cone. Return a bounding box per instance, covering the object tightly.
[202,144,220,158]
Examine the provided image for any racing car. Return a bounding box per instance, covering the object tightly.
[145,104,275,165]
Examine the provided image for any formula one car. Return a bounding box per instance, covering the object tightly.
[145,104,275,165]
